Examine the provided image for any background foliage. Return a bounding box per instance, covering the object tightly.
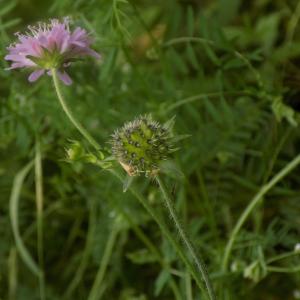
[1,0,300,299]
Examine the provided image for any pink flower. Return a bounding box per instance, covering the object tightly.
[5,18,101,85]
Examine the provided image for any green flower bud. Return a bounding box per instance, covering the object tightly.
[243,260,267,283]
[111,115,174,176]
[66,141,85,161]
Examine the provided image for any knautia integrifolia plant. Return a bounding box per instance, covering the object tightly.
[5,18,216,300]
[5,17,100,85]
[5,17,102,151]
[111,116,217,300]
[111,115,175,177]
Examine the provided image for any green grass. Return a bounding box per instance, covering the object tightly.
[1,0,300,299]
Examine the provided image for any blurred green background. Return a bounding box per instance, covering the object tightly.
[1,0,300,299]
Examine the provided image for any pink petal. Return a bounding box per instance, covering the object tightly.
[71,27,86,40]
[47,36,57,51]
[5,54,36,66]
[60,37,70,53]
[5,54,28,61]
[71,40,87,47]
[28,69,45,82]
[6,62,23,70]
[58,70,72,85]
[38,35,48,47]
[28,39,43,56]
[85,48,101,59]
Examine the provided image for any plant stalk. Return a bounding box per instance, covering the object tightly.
[51,75,208,296]
[222,153,300,272]
[110,169,207,296]
[156,175,216,300]
[51,69,100,151]
[35,139,46,300]
[87,225,119,300]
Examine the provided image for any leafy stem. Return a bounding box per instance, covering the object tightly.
[222,153,300,272]
[110,169,207,296]
[51,75,208,296]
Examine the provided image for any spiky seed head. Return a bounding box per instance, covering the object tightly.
[111,115,174,177]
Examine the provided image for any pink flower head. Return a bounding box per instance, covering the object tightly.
[5,17,101,85]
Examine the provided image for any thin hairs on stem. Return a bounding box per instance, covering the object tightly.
[156,175,217,300]
[51,68,101,151]
[50,75,208,294]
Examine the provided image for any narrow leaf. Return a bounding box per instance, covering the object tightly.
[9,161,41,277]
[123,174,134,192]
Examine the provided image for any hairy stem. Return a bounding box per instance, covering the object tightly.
[114,204,182,300]
[156,175,216,300]
[222,153,300,271]
[51,78,207,296]
[51,69,100,151]
[110,169,207,297]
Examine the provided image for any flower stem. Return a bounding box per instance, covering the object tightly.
[114,202,182,300]
[222,153,300,272]
[51,68,100,151]
[156,175,216,300]
[110,169,207,297]
[50,78,208,296]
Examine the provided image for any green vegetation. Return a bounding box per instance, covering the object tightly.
[1,0,300,299]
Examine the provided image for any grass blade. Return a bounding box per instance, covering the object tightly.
[9,160,41,277]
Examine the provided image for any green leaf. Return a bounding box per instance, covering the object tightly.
[1,18,21,30]
[223,57,246,70]
[154,269,170,296]
[243,260,267,283]
[255,12,281,52]
[100,48,118,81]
[169,48,189,74]
[126,249,157,265]
[171,134,191,143]
[163,115,176,131]
[0,1,16,17]
[9,161,41,277]
[271,97,298,127]
[159,160,184,180]
[123,174,134,192]
[186,44,199,69]
[187,6,194,36]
